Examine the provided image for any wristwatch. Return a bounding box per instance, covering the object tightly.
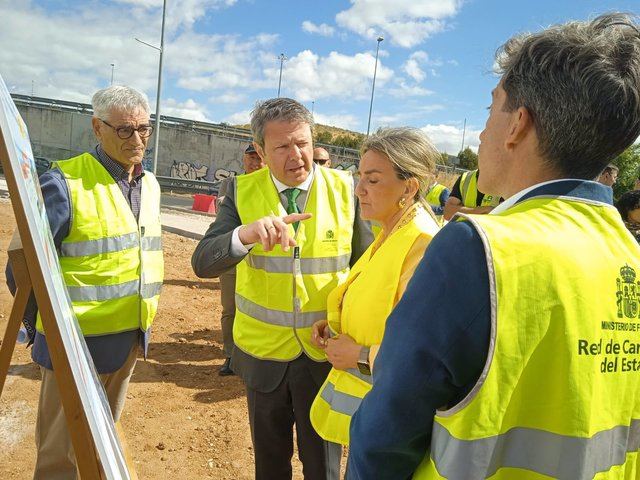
[357,346,371,376]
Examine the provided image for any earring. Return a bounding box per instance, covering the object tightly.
[398,197,407,209]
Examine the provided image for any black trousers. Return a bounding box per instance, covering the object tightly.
[246,355,341,480]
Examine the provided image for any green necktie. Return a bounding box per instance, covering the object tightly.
[284,188,301,231]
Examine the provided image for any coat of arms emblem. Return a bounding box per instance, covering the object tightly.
[617,264,640,319]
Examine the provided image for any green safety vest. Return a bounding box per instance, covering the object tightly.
[36,152,163,336]
[234,166,354,361]
[310,206,439,445]
[459,170,500,208]
[414,195,640,479]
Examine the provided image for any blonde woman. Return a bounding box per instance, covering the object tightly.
[310,127,441,446]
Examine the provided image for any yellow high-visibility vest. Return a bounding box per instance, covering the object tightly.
[311,205,439,445]
[234,166,354,361]
[459,170,500,207]
[414,194,640,479]
[37,152,163,335]
[425,183,447,208]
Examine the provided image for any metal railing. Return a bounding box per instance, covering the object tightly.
[157,175,220,194]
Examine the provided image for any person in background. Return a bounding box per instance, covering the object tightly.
[192,97,372,480]
[348,13,640,479]
[313,147,332,168]
[616,190,640,243]
[6,85,163,479]
[215,143,266,376]
[424,171,450,221]
[443,168,500,220]
[309,127,440,452]
[597,163,619,187]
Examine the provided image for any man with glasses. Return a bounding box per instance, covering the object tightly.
[313,146,332,168]
[6,85,163,478]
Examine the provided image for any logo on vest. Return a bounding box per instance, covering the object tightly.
[616,264,640,319]
[323,229,337,243]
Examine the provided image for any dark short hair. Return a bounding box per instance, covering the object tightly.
[496,13,640,179]
[250,98,314,148]
[616,190,640,221]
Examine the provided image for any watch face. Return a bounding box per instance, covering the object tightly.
[357,361,371,376]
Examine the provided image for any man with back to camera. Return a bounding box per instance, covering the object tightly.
[192,97,372,480]
[6,85,163,479]
[348,13,640,479]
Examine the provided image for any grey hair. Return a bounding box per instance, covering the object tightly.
[250,98,314,148]
[496,12,640,179]
[91,86,150,120]
[361,127,439,207]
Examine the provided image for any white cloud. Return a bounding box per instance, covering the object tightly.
[336,0,463,48]
[421,123,482,154]
[272,50,393,102]
[162,98,211,121]
[313,112,360,131]
[224,109,252,125]
[387,80,434,98]
[302,21,335,37]
[210,92,247,104]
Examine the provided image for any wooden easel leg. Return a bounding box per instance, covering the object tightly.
[0,276,32,398]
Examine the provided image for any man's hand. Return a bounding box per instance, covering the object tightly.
[238,213,312,251]
[325,333,361,370]
[311,320,330,348]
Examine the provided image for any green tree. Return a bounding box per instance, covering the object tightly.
[437,152,449,165]
[457,147,478,170]
[314,130,332,144]
[612,144,640,199]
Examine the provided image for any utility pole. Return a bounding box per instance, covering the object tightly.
[110,63,115,86]
[366,36,384,136]
[135,0,167,175]
[460,118,467,153]
[277,53,287,97]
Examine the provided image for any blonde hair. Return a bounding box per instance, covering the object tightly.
[361,127,439,208]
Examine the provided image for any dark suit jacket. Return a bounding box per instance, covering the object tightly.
[191,169,373,392]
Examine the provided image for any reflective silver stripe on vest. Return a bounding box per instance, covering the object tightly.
[246,253,350,274]
[236,294,325,328]
[460,170,474,206]
[345,368,373,385]
[431,419,640,480]
[66,279,139,302]
[60,232,139,257]
[141,281,162,299]
[141,236,162,251]
[66,280,161,302]
[320,381,363,417]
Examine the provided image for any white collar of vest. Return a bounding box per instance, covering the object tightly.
[491,179,581,215]
[270,164,315,193]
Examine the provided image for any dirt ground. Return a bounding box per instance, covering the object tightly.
[0,198,331,479]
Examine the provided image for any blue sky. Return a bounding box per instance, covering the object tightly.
[0,0,638,153]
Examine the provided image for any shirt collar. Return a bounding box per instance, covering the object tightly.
[491,178,613,215]
[270,164,315,193]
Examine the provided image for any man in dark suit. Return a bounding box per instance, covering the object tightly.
[192,97,372,480]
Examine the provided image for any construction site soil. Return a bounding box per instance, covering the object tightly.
[0,198,347,479]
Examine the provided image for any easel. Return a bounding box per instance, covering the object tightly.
[0,233,103,478]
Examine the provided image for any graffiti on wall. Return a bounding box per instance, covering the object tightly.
[169,160,239,182]
[170,161,209,180]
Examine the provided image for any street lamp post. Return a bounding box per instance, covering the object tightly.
[460,118,467,153]
[366,36,384,136]
[110,63,115,86]
[135,0,167,175]
[277,53,287,97]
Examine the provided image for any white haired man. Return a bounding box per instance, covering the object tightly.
[6,85,163,479]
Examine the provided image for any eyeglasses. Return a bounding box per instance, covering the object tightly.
[100,119,154,139]
[314,159,330,166]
